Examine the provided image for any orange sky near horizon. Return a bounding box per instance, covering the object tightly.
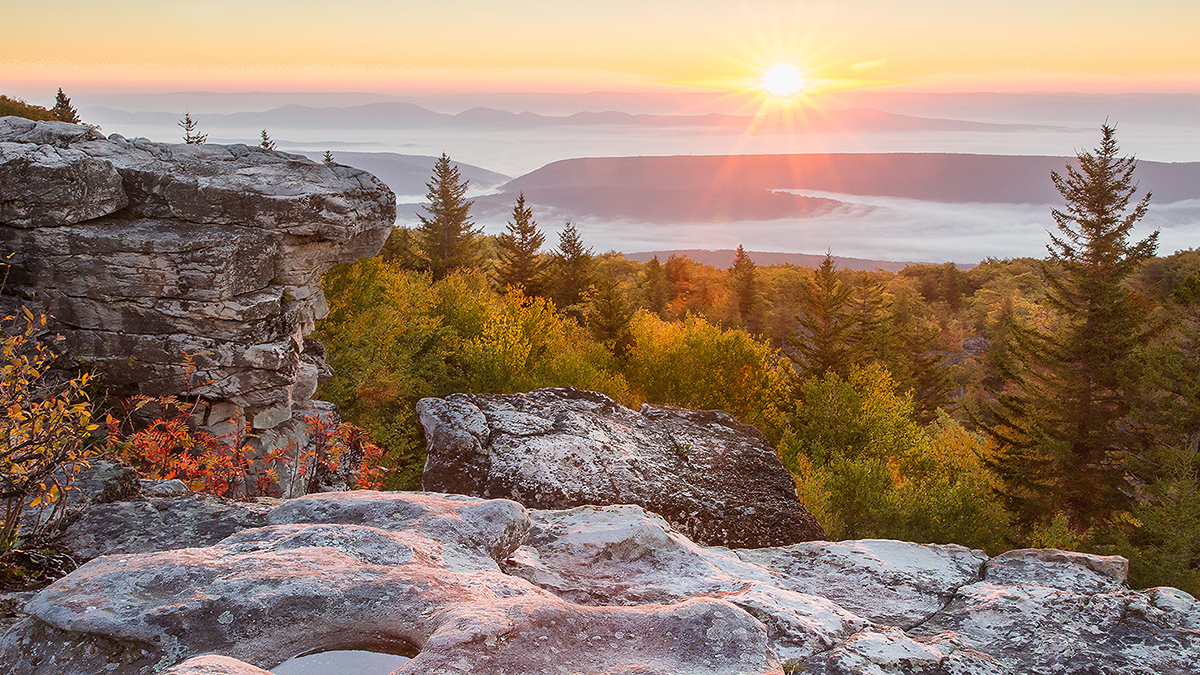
[5,0,1200,97]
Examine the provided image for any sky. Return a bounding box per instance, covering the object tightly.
[5,0,1200,98]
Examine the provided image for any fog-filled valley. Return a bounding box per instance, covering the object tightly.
[66,89,1199,264]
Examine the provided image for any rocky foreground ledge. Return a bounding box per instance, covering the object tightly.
[2,489,1197,675]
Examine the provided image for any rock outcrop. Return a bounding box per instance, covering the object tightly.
[0,117,395,433]
[418,388,825,548]
[3,494,1198,675]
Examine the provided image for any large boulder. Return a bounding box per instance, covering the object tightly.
[0,116,395,432]
[4,494,1199,675]
[418,388,825,548]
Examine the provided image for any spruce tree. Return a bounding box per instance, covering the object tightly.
[729,245,762,330]
[791,253,854,379]
[323,150,335,164]
[981,124,1160,531]
[585,277,635,357]
[51,88,79,124]
[551,222,594,316]
[379,226,425,271]
[179,111,207,145]
[416,153,480,281]
[259,129,276,150]
[495,193,547,295]
[640,256,671,318]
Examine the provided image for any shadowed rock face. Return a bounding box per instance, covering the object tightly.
[0,117,395,428]
[418,387,826,548]
[3,494,1198,675]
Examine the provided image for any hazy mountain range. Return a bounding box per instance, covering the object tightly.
[85,102,1058,134]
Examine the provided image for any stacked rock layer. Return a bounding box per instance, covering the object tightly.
[0,117,395,430]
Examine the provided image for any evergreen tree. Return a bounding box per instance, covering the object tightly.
[51,88,79,124]
[585,277,635,357]
[551,222,594,316]
[323,150,335,164]
[259,129,275,150]
[495,193,547,295]
[981,124,1160,531]
[416,153,481,281]
[791,253,854,379]
[179,111,207,145]
[729,245,763,330]
[640,256,671,318]
[379,226,425,270]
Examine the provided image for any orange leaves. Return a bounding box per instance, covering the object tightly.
[1,304,101,551]
[108,394,389,498]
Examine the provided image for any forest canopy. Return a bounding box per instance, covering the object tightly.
[314,136,1200,594]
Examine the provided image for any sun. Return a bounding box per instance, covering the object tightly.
[760,63,807,98]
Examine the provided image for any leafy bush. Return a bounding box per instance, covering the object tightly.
[1,307,100,552]
[624,313,794,441]
[0,95,55,122]
[782,365,1010,551]
[106,356,386,498]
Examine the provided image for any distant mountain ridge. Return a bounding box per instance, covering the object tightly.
[621,250,928,272]
[502,153,1200,206]
[298,151,510,197]
[82,102,1059,134]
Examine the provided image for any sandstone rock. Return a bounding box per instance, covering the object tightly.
[1,491,783,675]
[0,117,395,432]
[20,460,140,535]
[418,387,825,548]
[55,493,270,562]
[139,479,190,497]
[984,547,1128,593]
[504,504,871,662]
[165,656,273,675]
[0,140,127,227]
[4,490,1199,675]
[735,539,986,628]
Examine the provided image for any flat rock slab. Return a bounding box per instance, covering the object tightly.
[56,493,271,562]
[418,388,825,548]
[1,492,780,675]
[4,491,1199,675]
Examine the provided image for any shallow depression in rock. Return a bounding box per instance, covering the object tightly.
[270,650,411,675]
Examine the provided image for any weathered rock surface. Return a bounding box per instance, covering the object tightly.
[418,388,826,548]
[0,492,780,675]
[5,493,1198,675]
[54,493,271,562]
[0,116,395,430]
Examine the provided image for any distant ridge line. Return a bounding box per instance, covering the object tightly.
[620,249,945,272]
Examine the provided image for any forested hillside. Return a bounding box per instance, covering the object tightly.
[315,130,1200,595]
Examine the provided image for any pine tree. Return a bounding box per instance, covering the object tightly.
[259,129,276,150]
[551,222,594,316]
[640,256,671,318]
[51,88,79,124]
[416,153,480,281]
[981,124,1161,531]
[179,111,207,145]
[323,150,335,164]
[729,245,762,330]
[495,193,547,295]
